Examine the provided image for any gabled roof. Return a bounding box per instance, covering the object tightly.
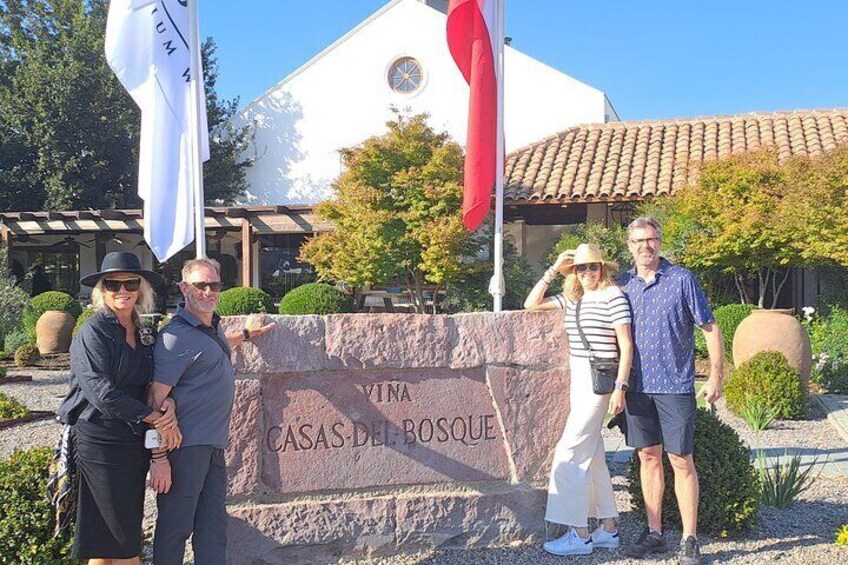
[243,0,407,115]
[504,109,848,204]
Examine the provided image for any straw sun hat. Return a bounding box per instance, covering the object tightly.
[557,243,619,276]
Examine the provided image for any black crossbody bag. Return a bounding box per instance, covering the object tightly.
[575,298,618,395]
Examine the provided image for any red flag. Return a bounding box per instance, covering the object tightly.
[447,0,498,231]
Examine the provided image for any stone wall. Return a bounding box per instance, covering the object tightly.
[221,311,569,564]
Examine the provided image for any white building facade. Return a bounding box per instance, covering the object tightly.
[238,0,617,205]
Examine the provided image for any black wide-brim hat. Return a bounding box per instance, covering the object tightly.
[80,252,164,288]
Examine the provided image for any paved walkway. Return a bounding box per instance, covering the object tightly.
[603,394,848,479]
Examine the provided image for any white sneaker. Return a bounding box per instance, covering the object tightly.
[591,526,621,549]
[543,528,594,556]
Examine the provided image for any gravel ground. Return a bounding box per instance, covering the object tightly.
[2,369,846,564]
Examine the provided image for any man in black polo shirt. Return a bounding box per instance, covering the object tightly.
[147,258,274,565]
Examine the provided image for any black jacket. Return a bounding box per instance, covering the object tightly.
[56,309,155,429]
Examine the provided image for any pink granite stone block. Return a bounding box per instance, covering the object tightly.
[221,315,327,373]
[227,498,396,564]
[487,365,570,483]
[225,379,262,497]
[450,310,567,369]
[260,367,510,493]
[393,488,547,550]
[324,314,451,369]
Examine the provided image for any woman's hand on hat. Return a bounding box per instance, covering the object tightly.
[552,249,576,271]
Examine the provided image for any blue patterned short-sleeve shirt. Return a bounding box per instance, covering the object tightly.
[620,258,715,394]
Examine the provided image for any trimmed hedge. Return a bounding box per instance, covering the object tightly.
[73,307,98,337]
[216,287,275,316]
[278,283,355,315]
[695,303,756,359]
[0,447,75,562]
[725,351,808,420]
[627,408,760,537]
[14,343,39,368]
[23,292,82,340]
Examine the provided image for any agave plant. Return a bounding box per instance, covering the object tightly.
[740,397,780,431]
[757,450,819,508]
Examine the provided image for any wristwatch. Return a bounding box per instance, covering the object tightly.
[614,381,629,392]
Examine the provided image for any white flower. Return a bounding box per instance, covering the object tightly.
[801,306,816,321]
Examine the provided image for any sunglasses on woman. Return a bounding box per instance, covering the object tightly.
[103,278,141,292]
[575,263,601,273]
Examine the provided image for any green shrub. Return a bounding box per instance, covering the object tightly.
[725,351,808,420]
[0,367,6,379]
[547,221,631,273]
[739,398,779,431]
[73,307,98,337]
[14,343,39,368]
[0,248,30,349]
[626,408,760,537]
[3,328,31,354]
[757,451,817,509]
[695,303,756,359]
[23,291,82,340]
[0,447,75,562]
[279,283,355,315]
[444,241,536,312]
[216,287,275,316]
[0,392,28,419]
[806,306,848,393]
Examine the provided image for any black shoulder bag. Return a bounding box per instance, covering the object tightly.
[575,298,618,395]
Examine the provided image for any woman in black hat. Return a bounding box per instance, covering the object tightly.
[57,252,182,564]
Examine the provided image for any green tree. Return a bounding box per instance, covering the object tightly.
[0,0,251,211]
[782,144,848,267]
[443,239,536,312]
[547,221,631,273]
[658,151,797,308]
[651,148,848,308]
[300,112,478,313]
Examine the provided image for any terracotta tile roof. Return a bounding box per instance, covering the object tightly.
[504,109,848,203]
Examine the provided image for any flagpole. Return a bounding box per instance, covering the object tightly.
[188,0,207,259]
[489,0,505,312]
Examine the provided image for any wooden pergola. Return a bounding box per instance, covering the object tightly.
[0,205,331,290]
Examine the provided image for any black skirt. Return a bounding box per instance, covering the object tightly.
[72,417,148,559]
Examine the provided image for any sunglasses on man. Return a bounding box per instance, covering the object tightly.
[189,281,223,292]
[103,278,141,292]
[575,263,601,273]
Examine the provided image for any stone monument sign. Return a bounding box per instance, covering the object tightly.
[221,311,569,563]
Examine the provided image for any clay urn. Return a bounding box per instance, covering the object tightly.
[36,310,76,354]
[732,308,812,382]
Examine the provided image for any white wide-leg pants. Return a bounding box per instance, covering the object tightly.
[545,356,619,527]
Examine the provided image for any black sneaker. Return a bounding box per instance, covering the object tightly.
[679,536,702,565]
[624,528,668,559]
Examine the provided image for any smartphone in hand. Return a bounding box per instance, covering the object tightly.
[144,429,162,449]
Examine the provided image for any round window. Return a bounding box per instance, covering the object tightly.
[388,57,423,94]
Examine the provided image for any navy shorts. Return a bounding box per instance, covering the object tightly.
[624,392,696,456]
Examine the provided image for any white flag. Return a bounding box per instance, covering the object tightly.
[105,0,210,261]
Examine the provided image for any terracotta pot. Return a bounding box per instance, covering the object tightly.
[732,308,811,381]
[36,310,75,354]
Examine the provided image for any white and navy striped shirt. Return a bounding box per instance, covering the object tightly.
[553,286,631,360]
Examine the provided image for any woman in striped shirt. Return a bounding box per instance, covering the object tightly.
[525,243,633,557]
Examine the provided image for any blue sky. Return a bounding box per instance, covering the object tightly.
[202,0,847,121]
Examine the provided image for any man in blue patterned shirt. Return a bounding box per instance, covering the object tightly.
[619,217,724,565]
